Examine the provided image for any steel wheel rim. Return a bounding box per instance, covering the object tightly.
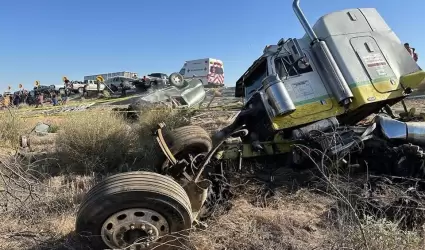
[101,208,170,249]
[173,75,182,84]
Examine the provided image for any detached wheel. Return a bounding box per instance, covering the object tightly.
[159,125,212,172]
[168,73,186,89]
[76,171,193,250]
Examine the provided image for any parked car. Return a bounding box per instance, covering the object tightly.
[144,73,169,86]
[50,84,66,94]
[132,78,152,91]
[104,76,136,92]
[34,85,56,96]
[70,81,87,94]
[84,81,106,92]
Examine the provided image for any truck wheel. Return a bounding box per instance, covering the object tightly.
[78,87,84,94]
[168,73,186,89]
[159,125,212,172]
[75,171,193,250]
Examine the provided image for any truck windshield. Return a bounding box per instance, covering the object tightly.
[243,59,267,99]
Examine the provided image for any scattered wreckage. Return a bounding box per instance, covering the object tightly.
[75,1,425,249]
[115,73,208,119]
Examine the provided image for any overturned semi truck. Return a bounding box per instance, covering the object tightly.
[75,1,425,249]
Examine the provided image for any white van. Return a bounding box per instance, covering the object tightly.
[179,58,224,87]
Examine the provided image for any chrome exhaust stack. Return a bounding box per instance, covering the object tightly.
[292,0,318,42]
[292,0,354,107]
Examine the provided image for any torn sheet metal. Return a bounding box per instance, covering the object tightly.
[139,79,206,107]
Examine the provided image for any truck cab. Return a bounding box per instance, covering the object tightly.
[235,6,425,132]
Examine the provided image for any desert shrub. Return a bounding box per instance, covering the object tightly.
[0,112,24,148]
[47,124,60,133]
[56,111,136,174]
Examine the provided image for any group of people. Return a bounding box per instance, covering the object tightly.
[404,43,419,62]
[2,90,32,108]
[1,89,68,109]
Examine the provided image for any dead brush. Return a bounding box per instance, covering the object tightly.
[0,154,95,250]
[334,216,423,250]
[56,111,137,174]
[292,128,425,250]
[190,189,333,250]
[0,154,94,217]
[0,111,25,149]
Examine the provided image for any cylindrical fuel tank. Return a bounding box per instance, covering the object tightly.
[376,115,425,146]
[406,122,425,145]
[311,41,354,105]
[262,74,296,117]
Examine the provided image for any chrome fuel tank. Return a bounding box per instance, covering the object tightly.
[262,74,296,117]
[376,115,425,145]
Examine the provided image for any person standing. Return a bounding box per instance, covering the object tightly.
[35,93,44,108]
[51,94,58,106]
[97,80,101,93]
[13,93,20,107]
[61,93,68,105]
[120,79,127,97]
[404,43,413,56]
[412,48,419,62]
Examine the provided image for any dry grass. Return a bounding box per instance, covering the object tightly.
[0,158,94,250]
[0,112,26,149]
[137,106,192,134]
[335,216,424,250]
[191,189,333,250]
[0,106,425,250]
[55,111,137,174]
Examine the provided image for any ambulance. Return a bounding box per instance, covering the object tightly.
[179,58,224,87]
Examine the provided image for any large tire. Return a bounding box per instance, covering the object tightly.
[168,73,186,89]
[160,125,212,171]
[76,171,193,250]
[78,87,84,94]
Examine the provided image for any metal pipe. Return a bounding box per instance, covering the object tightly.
[292,0,318,42]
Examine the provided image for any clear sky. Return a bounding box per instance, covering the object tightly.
[0,0,423,91]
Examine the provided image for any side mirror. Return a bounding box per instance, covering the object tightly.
[286,38,304,62]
